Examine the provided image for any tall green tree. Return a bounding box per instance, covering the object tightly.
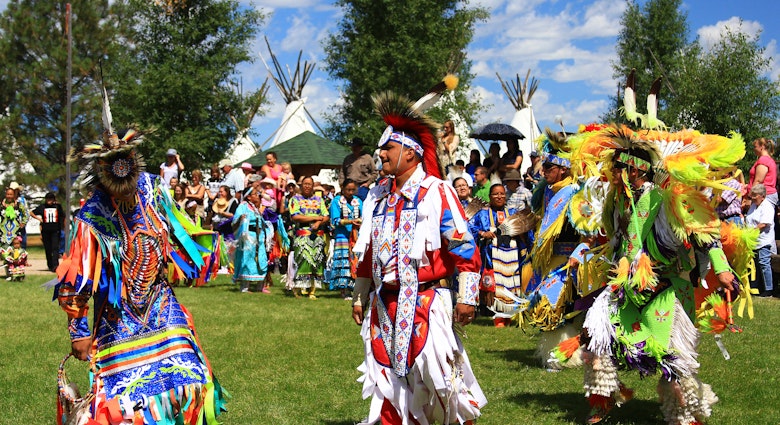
[323,0,488,145]
[603,0,688,123]
[109,0,266,171]
[0,0,117,195]
[670,28,780,157]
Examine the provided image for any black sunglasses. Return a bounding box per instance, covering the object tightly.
[542,163,556,170]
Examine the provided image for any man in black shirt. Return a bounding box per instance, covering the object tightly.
[30,192,64,272]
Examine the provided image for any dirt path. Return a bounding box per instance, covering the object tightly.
[19,249,57,276]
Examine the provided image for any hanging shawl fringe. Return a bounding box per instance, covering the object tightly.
[584,288,616,357]
[357,290,485,424]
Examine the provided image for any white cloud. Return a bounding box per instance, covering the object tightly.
[697,17,764,50]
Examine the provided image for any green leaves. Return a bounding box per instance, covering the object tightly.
[323,0,488,145]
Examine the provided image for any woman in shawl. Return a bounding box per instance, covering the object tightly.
[232,187,271,293]
[327,179,362,299]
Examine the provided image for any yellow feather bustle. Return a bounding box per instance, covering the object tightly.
[443,74,459,91]
[632,252,658,292]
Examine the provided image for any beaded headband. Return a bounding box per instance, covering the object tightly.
[378,125,424,157]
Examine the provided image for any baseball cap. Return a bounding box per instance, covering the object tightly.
[241,162,254,171]
[218,159,232,168]
[166,148,177,156]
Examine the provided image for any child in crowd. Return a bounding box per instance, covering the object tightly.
[279,162,294,187]
[4,236,28,281]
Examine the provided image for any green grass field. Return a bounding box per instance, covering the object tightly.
[1,275,778,424]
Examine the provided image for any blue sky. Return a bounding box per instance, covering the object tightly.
[243,0,780,149]
[1,0,777,148]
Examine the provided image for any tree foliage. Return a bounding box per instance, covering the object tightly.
[606,0,780,171]
[670,27,780,164]
[0,0,116,196]
[603,0,688,124]
[323,0,488,146]
[108,0,266,172]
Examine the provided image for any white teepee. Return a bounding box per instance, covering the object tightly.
[498,70,542,174]
[224,130,259,165]
[223,78,270,165]
[259,37,321,151]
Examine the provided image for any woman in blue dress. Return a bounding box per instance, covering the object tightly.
[232,187,271,293]
[327,179,362,299]
[470,184,525,326]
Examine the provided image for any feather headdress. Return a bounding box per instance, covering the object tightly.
[71,76,146,194]
[536,127,572,170]
[373,74,458,179]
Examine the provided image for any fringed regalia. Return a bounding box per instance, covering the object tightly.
[289,193,329,289]
[470,206,525,314]
[55,173,226,424]
[353,166,485,424]
[0,200,28,248]
[576,118,747,424]
[232,200,271,284]
[328,194,362,291]
[3,246,28,280]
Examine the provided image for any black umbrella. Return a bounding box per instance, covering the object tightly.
[469,123,524,141]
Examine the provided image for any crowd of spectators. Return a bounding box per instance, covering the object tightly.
[6,132,780,304]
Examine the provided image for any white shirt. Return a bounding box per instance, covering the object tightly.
[160,163,180,187]
[746,199,775,248]
[221,168,245,197]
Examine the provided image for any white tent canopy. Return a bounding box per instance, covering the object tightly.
[263,98,316,151]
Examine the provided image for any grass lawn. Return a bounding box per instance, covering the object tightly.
[1,275,779,424]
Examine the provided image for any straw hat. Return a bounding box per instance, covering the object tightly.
[212,197,229,214]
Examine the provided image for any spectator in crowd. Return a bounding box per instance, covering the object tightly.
[9,182,29,248]
[280,162,295,187]
[716,170,744,224]
[447,159,473,187]
[438,119,459,173]
[483,142,501,180]
[472,166,490,202]
[280,181,297,217]
[232,187,270,293]
[259,177,278,211]
[339,137,377,201]
[524,151,542,190]
[328,179,362,300]
[453,177,473,210]
[470,184,525,326]
[212,185,239,241]
[240,162,256,188]
[746,183,775,297]
[160,148,184,188]
[219,159,245,199]
[504,169,532,211]
[261,152,285,189]
[173,182,187,210]
[205,165,222,228]
[499,136,523,179]
[289,176,329,299]
[465,149,481,180]
[30,192,64,272]
[206,165,222,204]
[746,138,777,207]
[3,235,28,281]
[186,169,207,219]
[0,186,28,249]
